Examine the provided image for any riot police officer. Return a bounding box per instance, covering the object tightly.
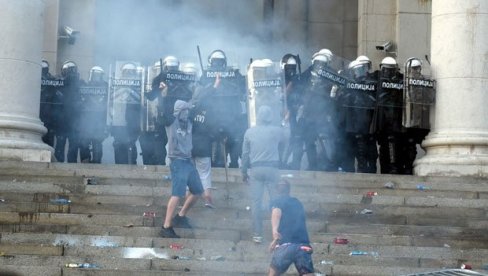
[281,54,304,170]
[341,58,378,173]
[375,57,404,174]
[200,50,246,168]
[56,60,89,163]
[400,58,435,174]
[40,60,63,147]
[110,62,142,164]
[301,52,338,171]
[140,60,169,165]
[78,66,109,163]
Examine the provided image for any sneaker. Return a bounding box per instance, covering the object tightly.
[159,226,180,238]
[172,214,192,229]
[252,236,263,244]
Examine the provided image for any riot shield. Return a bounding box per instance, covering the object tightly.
[246,59,285,127]
[107,61,143,128]
[309,54,350,88]
[40,76,64,130]
[200,66,246,137]
[375,74,404,134]
[402,59,436,129]
[79,83,108,139]
[143,64,160,132]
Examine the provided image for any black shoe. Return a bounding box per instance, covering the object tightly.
[172,214,192,229]
[159,226,180,238]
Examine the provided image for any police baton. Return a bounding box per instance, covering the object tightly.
[197,45,204,72]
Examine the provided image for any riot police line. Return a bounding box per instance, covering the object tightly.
[39,50,435,175]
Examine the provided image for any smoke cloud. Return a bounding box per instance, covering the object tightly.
[94,0,307,71]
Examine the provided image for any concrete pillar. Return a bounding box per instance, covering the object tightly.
[415,0,488,177]
[0,0,52,162]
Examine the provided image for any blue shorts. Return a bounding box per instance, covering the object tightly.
[270,243,314,275]
[169,159,204,197]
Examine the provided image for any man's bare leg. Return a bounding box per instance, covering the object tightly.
[163,196,180,228]
[178,193,200,217]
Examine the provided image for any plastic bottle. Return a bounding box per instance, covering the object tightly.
[349,250,368,256]
[65,263,98,268]
[416,184,431,191]
[50,198,72,205]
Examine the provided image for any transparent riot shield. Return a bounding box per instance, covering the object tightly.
[79,83,108,139]
[143,63,160,132]
[403,58,436,129]
[247,59,285,127]
[107,61,143,128]
[310,54,351,88]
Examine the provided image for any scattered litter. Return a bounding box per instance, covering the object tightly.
[49,198,71,205]
[333,237,349,245]
[245,206,251,211]
[461,263,472,270]
[170,243,184,250]
[416,184,431,191]
[12,179,16,182]
[360,209,373,215]
[281,174,294,178]
[124,224,134,228]
[443,244,450,248]
[143,212,156,218]
[176,256,191,260]
[210,255,225,261]
[349,250,368,256]
[197,257,206,261]
[365,191,378,198]
[123,248,169,259]
[163,175,171,181]
[370,251,380,259]
[84,177,98,185]
[384,182,395,189]
[65,263,99,268]
[320,260,334,265]
[0,199,5,203]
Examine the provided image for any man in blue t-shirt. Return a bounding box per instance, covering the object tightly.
[268,179,314,276]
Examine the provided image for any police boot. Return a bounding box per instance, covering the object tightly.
[387,135,399,174]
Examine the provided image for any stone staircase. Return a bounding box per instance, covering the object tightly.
[0,161,487,276]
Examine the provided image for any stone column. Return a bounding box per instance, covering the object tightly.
[415,0,488,177]
[0,0,52,162]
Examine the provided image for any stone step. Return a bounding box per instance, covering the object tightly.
[0,265,61,276]
[1,244,486,275]
[2,160,488,190]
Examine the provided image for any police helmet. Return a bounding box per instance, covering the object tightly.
[42,60,49,69]
[208,50,227,70]
[380,57,398,78]
[41,60,49,75]
[281,54,298,78]
[348,60,368,79]
[162,56,179,72]
[121,63,137,77]
[380,57,397,68]
[181,62,198,75]
[61,60,78,78]
[410,58,422,68]
[317,48,333,59]
[89,66,104,82]
[356,55,372,70]
[311,53,331,72]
